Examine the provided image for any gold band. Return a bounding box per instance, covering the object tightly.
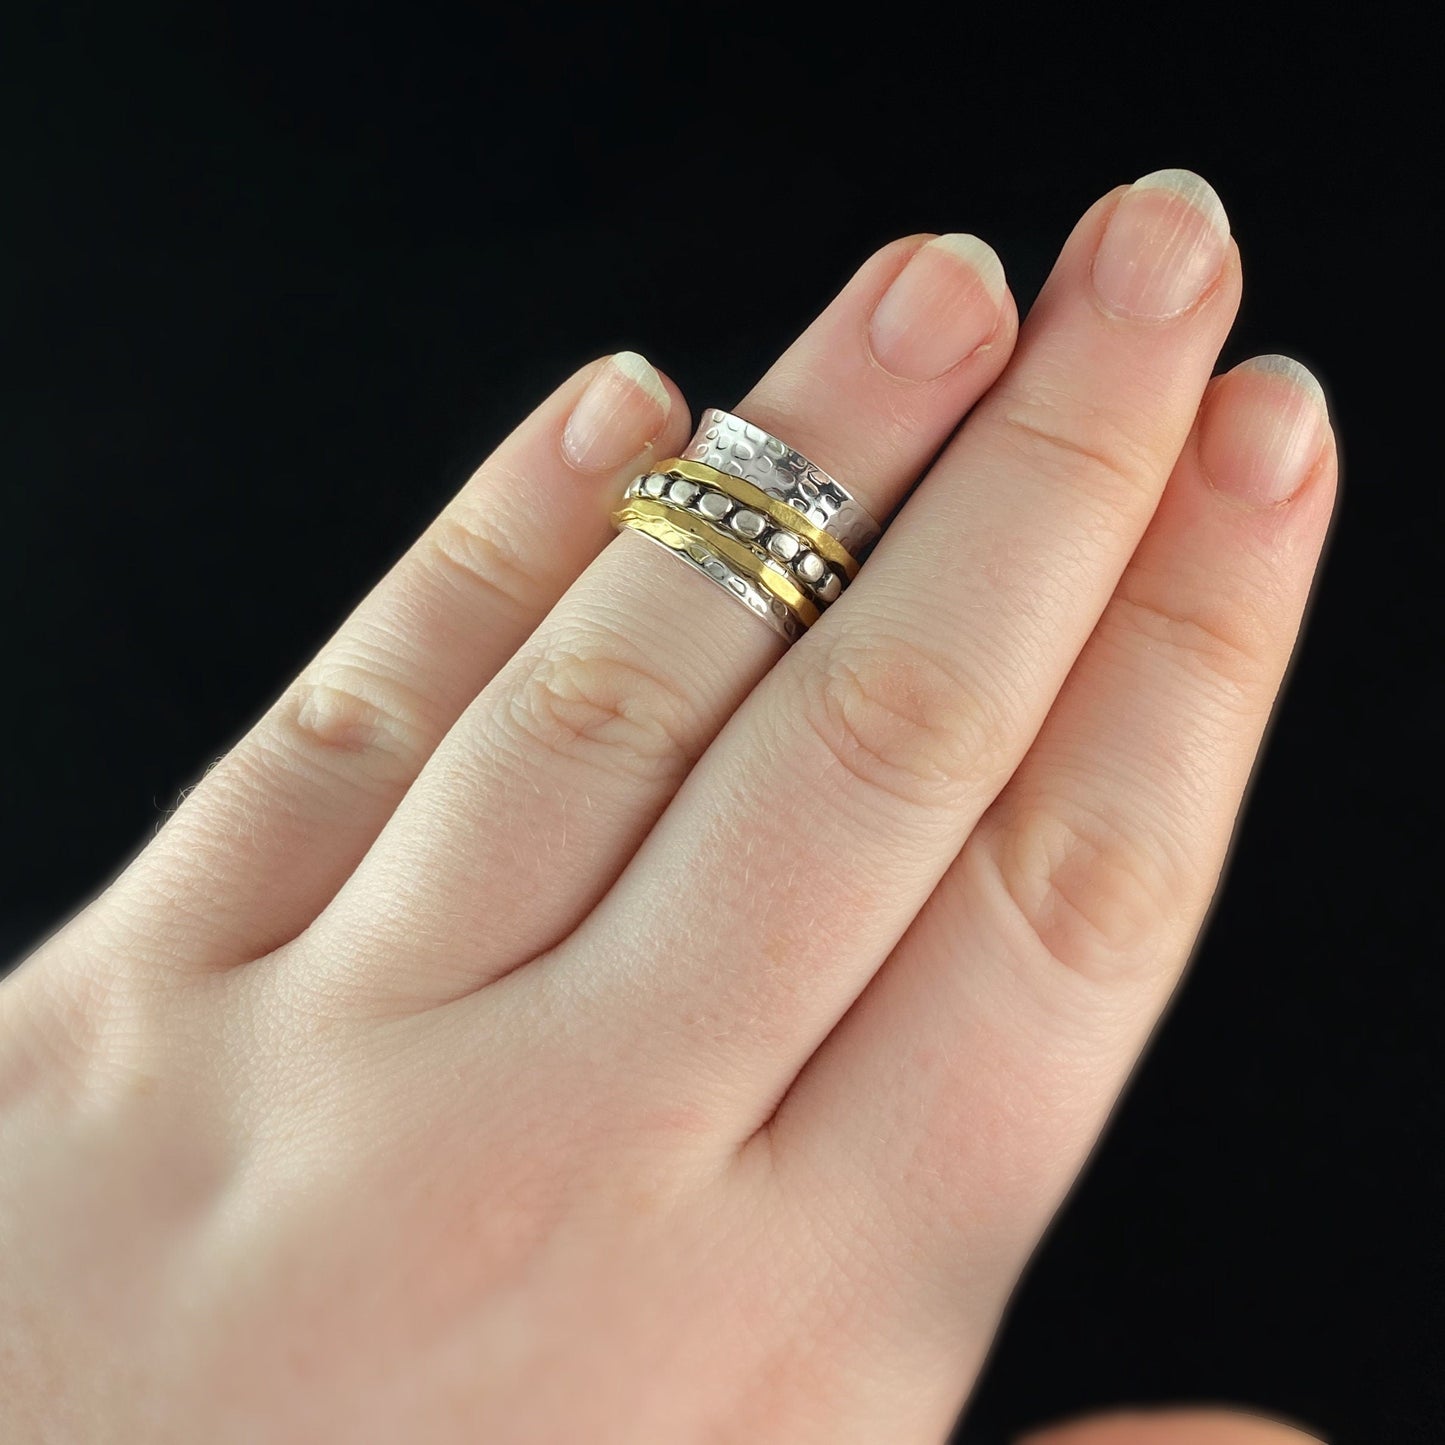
[652,458,862,579]
[612,498,821,629]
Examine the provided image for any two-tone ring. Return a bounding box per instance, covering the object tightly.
[611,410,879,643]
[685,408,881,554]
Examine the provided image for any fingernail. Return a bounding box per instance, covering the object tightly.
[869,233,1006,380]
[1092,169,1230,320]
[561,351,671,471]
[1199,355,1328,506]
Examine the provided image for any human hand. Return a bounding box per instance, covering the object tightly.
[1,170,1335,1443]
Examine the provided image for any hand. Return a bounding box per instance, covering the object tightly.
[1,170,1335,1443]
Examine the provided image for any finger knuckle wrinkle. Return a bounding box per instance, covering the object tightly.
[799,637,999,811]
[287,660,430,777]
[510,642,697,778]
[1112,585,1272,700]
[984,799,1176,981]
[426,500,540,619]
[999,398,1156,506]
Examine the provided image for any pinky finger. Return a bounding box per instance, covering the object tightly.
[769,356,1336,1318]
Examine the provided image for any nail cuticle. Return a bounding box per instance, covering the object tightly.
[867,233,1007,382]
[864,309,1005,382]
[561,351,670,473]
[1088,247,1228,325]
[1197,357,1330,508]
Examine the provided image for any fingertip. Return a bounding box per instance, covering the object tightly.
[1198,354,1333,508]
[561,350,681,474]
[928,232,1008,304]
[1237,352,1328,408]
[610,349,670,412]
[867,231,1014,381]
[645,362,694,462]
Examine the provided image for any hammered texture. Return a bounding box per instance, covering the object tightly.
[685,408,881,554]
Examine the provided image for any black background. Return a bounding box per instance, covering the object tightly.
[3,7,1439,1442]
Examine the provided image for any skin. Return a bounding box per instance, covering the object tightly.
[0,171,1335,1443]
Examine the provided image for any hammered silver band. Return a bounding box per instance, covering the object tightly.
[684,408,882,554]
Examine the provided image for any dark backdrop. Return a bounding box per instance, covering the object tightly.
[3,7,1439,1443]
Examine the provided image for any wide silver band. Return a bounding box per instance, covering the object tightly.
[684,408,882,554]
[624,523,805,643]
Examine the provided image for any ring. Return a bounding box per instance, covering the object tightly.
[628,460,854,603]
[684,408,882,555]
[614,501,811,643]
[613,410,880,644]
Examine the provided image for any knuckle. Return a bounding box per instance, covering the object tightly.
[977,794,1179,982]
[886,1048,1087,1256]
[284,654,432,783]
[424,490,542,621]
[996,390,1159,509]
[796,633,1007,812]
[506,633,699,782]
[2,948,164,1110]
[0,967,97,1106]
[1111,577,1274,704]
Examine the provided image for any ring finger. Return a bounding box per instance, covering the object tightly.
[300,231,1018,1008]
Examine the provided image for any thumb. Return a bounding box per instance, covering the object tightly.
[1017,1407,1327,1445]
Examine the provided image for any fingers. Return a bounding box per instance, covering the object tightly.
[104,355,686,971]
[1017,1408,1326,1445]
[565,171,1241,1128]
[301,233,1018,1008]
[776,359,1335,1318]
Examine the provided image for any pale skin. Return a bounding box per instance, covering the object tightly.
[0,171,1336,1442]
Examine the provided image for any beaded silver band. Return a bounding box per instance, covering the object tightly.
[625,469,846,607]
[684,408,882,554]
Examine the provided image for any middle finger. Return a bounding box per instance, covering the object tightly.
[557,171,1241,1131]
